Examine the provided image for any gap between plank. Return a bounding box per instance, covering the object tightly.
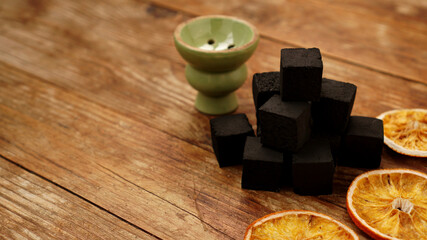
[0,154,163,240]
[146,0,426,87]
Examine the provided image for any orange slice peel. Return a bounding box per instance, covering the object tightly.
[377,109,427,157]
[346,169,427,240]
[244,210,359,240]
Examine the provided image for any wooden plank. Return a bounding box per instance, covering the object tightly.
[149,0,427,84]
[309,0,427,30]
[0,62,377,239]
[0,105,231,238]
[0,158,157,239]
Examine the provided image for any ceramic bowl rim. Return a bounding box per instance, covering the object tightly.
[174,15,259,54]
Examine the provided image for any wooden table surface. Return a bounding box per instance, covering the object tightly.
[0,0,426,239]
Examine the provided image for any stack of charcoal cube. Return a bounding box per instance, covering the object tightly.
[210,48,384,195]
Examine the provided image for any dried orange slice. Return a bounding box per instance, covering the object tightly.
[347,169,427,240]
[377,109,427,157]
[244,210,359,240]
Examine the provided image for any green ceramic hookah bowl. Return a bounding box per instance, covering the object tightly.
[174,15,259,115]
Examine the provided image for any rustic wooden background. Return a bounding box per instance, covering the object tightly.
[0,0,426,239]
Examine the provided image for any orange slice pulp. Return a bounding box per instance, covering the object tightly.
[347,169,427,240]
[377,109,427,157]
[244,210,359,240]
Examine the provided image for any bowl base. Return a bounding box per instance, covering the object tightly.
[195,92,238,115]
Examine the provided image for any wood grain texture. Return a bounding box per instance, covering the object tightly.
[150,0,427,84]
[0,65,232,240]
[310,0,427,29]
[0,62,375,239]
[0,158,156,240]
[0,0,425,239]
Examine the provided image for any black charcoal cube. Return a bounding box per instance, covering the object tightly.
[259,95,311,152]
[312,78,357,133]
[280,48,323,101]
[252,72,280,136]
[242,137,289,192]
[339,116,384,168]
[252,72,280,110]
[210,114,255,167]
[292,138,335,195]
